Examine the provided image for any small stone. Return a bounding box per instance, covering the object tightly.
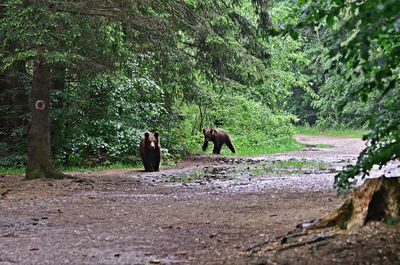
[210,233,218,238]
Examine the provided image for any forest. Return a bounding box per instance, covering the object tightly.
[0,0,399,264]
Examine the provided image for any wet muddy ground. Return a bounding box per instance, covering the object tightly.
[1,135,399,264]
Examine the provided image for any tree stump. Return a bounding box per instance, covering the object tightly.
[312,177,400,232]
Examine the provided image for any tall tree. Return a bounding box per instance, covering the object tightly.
[26,58,64,178]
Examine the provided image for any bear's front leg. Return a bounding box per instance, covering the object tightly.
[212,141,222,154]
[144,160,154,172]
[153,153,160,171]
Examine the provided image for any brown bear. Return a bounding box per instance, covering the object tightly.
[202,128,235,154]
[139,132,161,172]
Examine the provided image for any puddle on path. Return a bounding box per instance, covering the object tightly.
[163,159,334,184]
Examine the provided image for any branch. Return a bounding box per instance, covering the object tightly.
[178,48,197,60]
[276,235,336,252]
[50,8,118,18]
[246,239,270,253]
[280,231,308,244]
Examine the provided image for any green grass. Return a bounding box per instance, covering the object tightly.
[247,160,328,176]
[165,169,204,183]
[63,162,138,173]
[0,162,140,175]
[201,137,304,157]
[0,160,178,175]
[0,167,25,175]
[314,144,332,148]
[246,160,328,171]
[295,126,368,138]
[272,160,327,169]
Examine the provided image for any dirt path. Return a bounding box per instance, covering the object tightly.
[1,135,399,265]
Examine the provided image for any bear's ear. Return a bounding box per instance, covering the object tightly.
[154,132,159,138]
[210,128,216,135]
[202,129,206,134]
[144,132,150,139]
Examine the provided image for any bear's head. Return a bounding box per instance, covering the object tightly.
[144,132,160,150]
[203,128,217,141]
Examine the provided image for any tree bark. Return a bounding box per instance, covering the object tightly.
[311,177,400,232]
[26,58,66,179]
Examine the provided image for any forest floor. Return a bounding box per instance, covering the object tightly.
[1,135,400,265]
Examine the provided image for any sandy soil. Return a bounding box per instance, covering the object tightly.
[0,135,399,265]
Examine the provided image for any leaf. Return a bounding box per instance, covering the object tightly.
[326,14,335,27]
[289,30,299,40]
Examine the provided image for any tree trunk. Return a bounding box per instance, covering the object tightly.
[311,177,400,232]
[26,58,66,179]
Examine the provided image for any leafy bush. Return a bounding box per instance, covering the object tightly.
[182,93,297,155]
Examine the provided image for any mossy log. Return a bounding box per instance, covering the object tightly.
[311,177,400,232]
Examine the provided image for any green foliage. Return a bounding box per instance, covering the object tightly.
[52,74,146,166]
[0,1,128,71]
[268,1,318,126]
[0,71,30,167]
[291,0,400,191]
[50,55,189,166]
[182,92,300,156]
[279,0,391,130]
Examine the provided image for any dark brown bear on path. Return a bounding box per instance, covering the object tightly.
[139,132,161,172]
[202,128,236,154]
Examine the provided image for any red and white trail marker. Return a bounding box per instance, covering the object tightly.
[35,100,45,110]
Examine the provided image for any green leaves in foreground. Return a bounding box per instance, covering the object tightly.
[335,99,400,192]
[292,0,400,191]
